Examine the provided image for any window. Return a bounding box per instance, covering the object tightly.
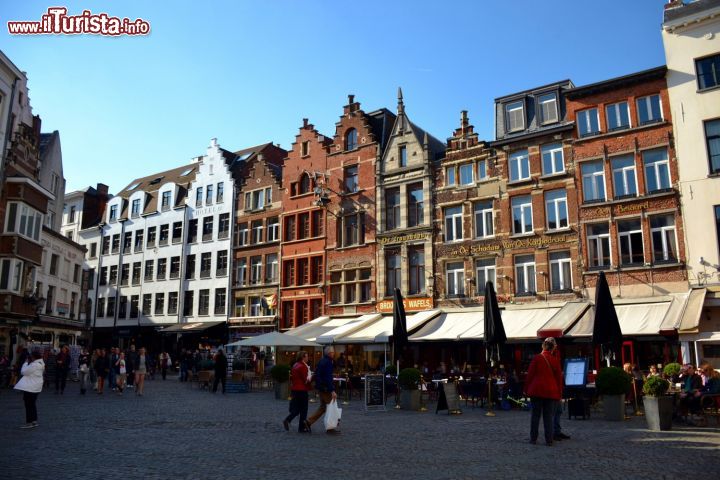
[50,254,59,276]
[69,205,76,223]
[170,257,180,279]
[106,297,116,318]
[344,165,358,193]
[538,93,558,124]
[459,164,474,185]
[606,101,630,131]
[183,291,194,316]
[250,297,263,317]
[161,191,171,211]
[577,108,600,137]
[474,200,494,238]
[157,258,167,280]
[444,206,463,242]
[344,270,357,304]
[297,259,309,285]
[549,251,572,292]
[4,203,43,242]
[196,187,203,207]
[407,183,424,228]
[505,100,525,132]
[216,251,228,276]
[636,94,662,125]
[215,288,226,315]
[265,254,278,282]
[131,199,141,218]
[217,182,224,203]
[202,217,213,241]
[0,259,23,292]
[102,237,110,255]
[643,148,671,193]
[123,232,132,253]
[90,243,97,258]
[386,250,401,296]
[265,187,272,205]
[111,234,120,254]
[130,295,139,318]
[704,119,720,175]
[238,222,249,246]
[446,262,465,297]
[399,146,407,167]
[514,254,536,295]
[345,128,357,150]
[612,155,638,199]
[144,259,154,281]
[96,298,106,318]
[146,227,156,248]
[301,141,310,157]
[696,54,720,90]
[299,213,310,239]
[386,188,400,230]
[581,160,606,203]
[65,230,73,241]
[244,188,268,210]
[251,220,264,244]
[618,219,644,266]
[206,184,213,204]
[512,196,533,235]
[159,224,169,245]
[267,217,279,242]
[545,190,568,230]
[172,222,182,243]
[132,262,141,284]
[134,230,144,252]
[409,246,425,295]
[109,265,118,285]
[478,159,488,180]
[168,292,178,315]
[311,256,323,284]
[330,272,342,304]
[339,211,365,247]
[200,252,212,278]
[716,206,720,260]
[154,293,165,315]
[509,149,530,182]
[311,210,324,237]
[185,254,195,279]
[475,258,496,295]
[250,256,262,284]
[587,223,611,269]
[198,290,210,315]
[236,258,247,286]
[445,166,456,186]
[109,205,118,222]
[120,263,129,286]
[299,175,311,196]
[541,143,564,176]
[650,215,677,263]
[282,259,294,287]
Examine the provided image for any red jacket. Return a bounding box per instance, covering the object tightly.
[525,350,562,400]
[290,361,311,392]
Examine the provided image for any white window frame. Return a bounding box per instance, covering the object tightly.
[514,255,536,295]
[265,254,279,282]
[581,160,606,203]
[611,155,638,199]
[252,221,264,244]
[549,251,572,292]
[131,199,141,218]
[0,258,24,293]
[446,262,465,297]
[541,143,564,176]
[577,108,600,137]
[238,225,248,247]
[267,218,279,242]
[109,204,118,222]
[509,149,530,182]
[236,259,247,286]
[459,164,474,185]
[587,224,611,268]
[477,159,488,180]
[650,215,678,263]
[445,166,456,186]
[444,206,463,242]
[475,258,496,294]
[505,100,525,132]
[538,93,558,124]
[605,101,631,131]
[5,202,43,242]
[250,257,262,285]
[643,148,671,193]
[511,195,533,235]
[636,94,663,125]
[545,190,568,231]
[474,201,494,239]
[618,219,644,266]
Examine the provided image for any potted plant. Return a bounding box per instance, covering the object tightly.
[398,368,422,411]
[271,364,291,400]
[596,366,631,421]
[663,362,682,383]
[642,375,673,431]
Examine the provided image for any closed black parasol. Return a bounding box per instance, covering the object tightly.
[483,281,506,365]
[392,288,408,365]
[592,271,623,366]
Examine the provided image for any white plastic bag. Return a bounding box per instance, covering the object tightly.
[324,399,342,430]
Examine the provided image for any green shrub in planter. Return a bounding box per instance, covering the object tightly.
[270,364,291,383]
[596,366,631,395]
[643,376,670,397]
[663,362,681,379]
[398,368,421,390]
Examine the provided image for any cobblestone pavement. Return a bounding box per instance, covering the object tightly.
[1,377,718,480]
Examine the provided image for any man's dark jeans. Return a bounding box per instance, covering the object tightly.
[530,397,556,443]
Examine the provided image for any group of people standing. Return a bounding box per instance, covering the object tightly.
[91,346,151,396]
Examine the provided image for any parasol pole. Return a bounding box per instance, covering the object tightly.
[485,345,495,417]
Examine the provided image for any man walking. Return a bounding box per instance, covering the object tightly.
[55,345,70,395]
[305,346,339,434]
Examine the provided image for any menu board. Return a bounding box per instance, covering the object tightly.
[564,358,588,387]
[436,382,462,414]
[365,374,385,411]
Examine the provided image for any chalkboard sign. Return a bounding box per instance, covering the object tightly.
[365,374,386,412]
[436,382,462,415]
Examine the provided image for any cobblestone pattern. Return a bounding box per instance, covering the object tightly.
[1,378,718,479]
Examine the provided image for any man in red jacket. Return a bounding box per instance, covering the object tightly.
[525,337,562,446]
[283,351,312,433]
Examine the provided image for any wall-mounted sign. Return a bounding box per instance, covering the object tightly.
[501,234,574,250]
[378,232,431,245]
[442,234,574,258]
[377,297,433,313]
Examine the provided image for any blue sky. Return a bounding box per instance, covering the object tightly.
[2,0,669,194]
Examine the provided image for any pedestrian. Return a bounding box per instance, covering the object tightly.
[525,337,562,446]
[115,352,127,395]
[550,343,570,442]
[14,350,45,429]
[212,349,227,394]
[304,346,339,434]
[78,347,91,395]
[89,349,98,391]
[283,351,312,433]
[179,349,188,382]
[159,351,171,380]
[95,349,109,394]
[134,347,147,396]
[55,345,70,394]
[109,347,118,391]
[45,348,57,389]
[126,345,136,388]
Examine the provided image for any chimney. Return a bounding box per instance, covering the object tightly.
[345,94,359,114]
[302,118,309,128]
[461,110,469,134]
[96,183,109,198]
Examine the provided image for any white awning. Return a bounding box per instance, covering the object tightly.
[315,314,382,344]
[501,307,561,343]
[409,311,481,342]
[660,292,690,333]
[680,331,720,342]
[341,309,441,344]
[678,288,707,334]
[566,300,673,338]
[537,302,591,338]
[285,316,333,342]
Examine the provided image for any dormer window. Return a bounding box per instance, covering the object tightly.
[505,100,525,132]
[538,93,558,125]
[109,204,118,222]
[127,182,140,191]
[345,128,357,151]
[399,146,407,167]
[161,191,171,211]
[131,199,141,218]
[301,141,310,157]
[149,176,163,185]
[180,167,194,176]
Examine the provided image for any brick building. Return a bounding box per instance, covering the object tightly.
[231,143,286,339]
[279,120,331,329]
[324,95,395,316]
[565,66,687,298]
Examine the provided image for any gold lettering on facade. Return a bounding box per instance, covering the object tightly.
[378,232,432,245]
[615,201,649,214]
